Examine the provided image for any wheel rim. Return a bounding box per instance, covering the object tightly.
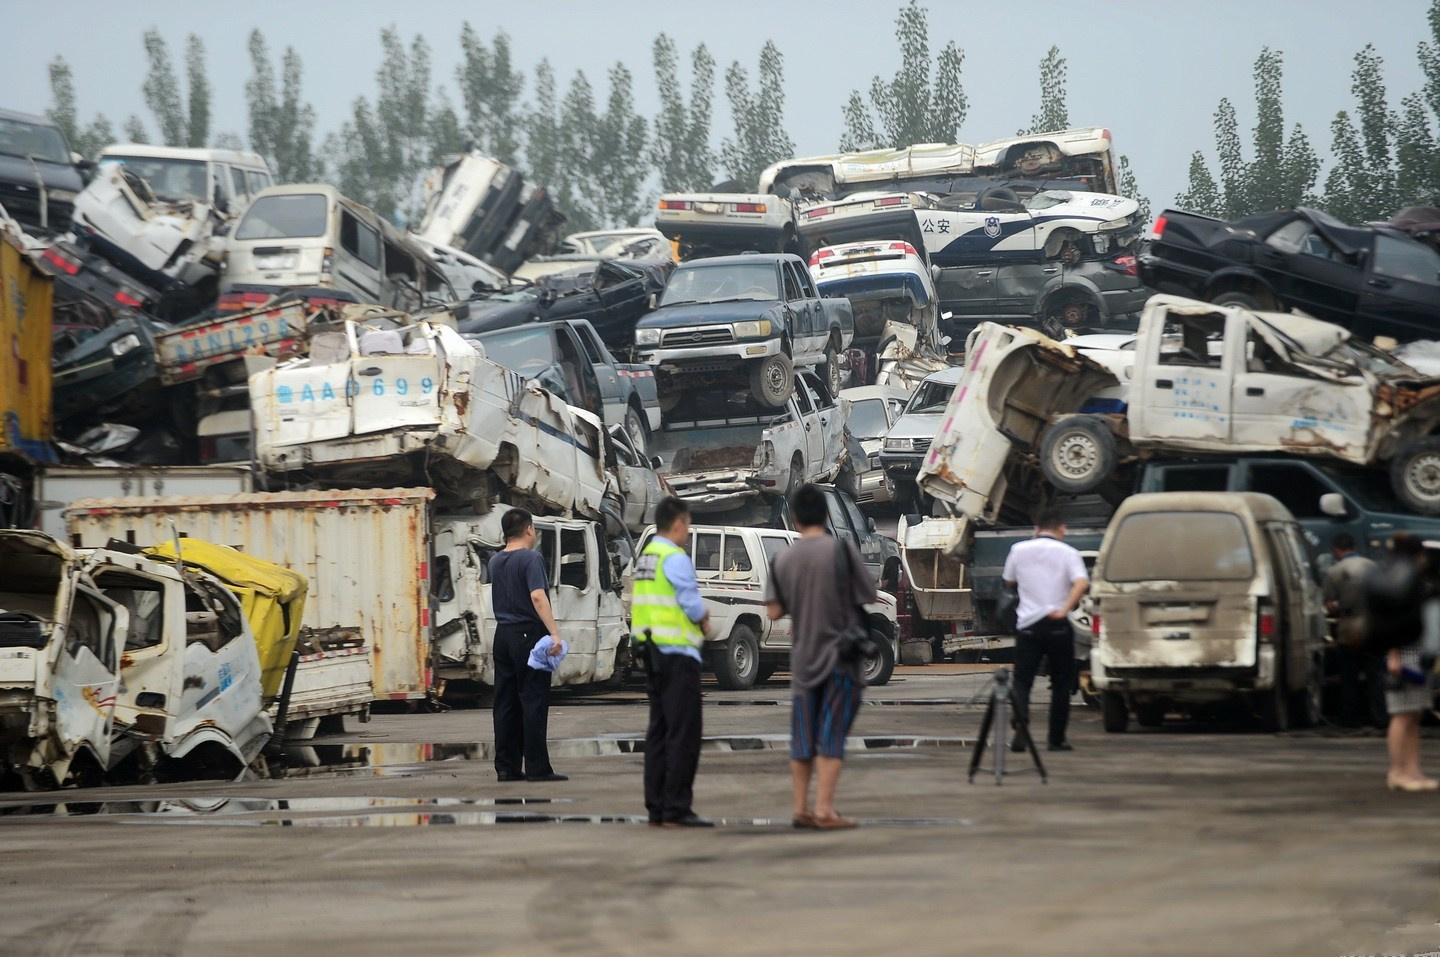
[1405,453,1440,502]
[862,647,881,683]
[1059,302,1086,327]
[625,410,646,450]
[1052,433,1100,480]
[765,361,787,396]
[732,639,754,678]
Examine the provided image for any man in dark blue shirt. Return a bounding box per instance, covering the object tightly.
[489,508,566,782]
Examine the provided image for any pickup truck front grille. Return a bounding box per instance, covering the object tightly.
[663,327,735,347]
[913,438,931,456]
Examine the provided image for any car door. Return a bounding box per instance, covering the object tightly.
[335,207,385,304]
[791,374,825,474]
[934,266,997,318]
[756,534,793,649]
[1133,306,1233,445]
[1260,218,1362,322]
[540,523,600,682]
[1229,322,1372,463]
[52,580,124,769]
[1237,461,1353,568]
[608,426,661,530]
[837,491,883,581]
[1359,233,1440,340]
[802,371,844,478]
[783,261,819,362]
[574,323,625,428]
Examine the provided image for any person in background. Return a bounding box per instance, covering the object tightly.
[1322,533,1379,727]
[488,508,566,783]
[766,484,877,830]
[1003,507,1089,753]
[1383,534,1437,792]
[632,496,713,828]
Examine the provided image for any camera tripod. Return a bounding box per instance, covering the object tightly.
[967,667,1048,785]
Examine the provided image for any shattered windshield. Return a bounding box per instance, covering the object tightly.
[660,263,780,306]
[236,193,329,240]
[104,157,209,203]
[477,327,557,374]
[846,398,891,438]
[0,118,69,164]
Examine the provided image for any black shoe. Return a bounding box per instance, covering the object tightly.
[1009,736,1028,753]
[1047,742,1074,752]
[662,814,714,828]
[526,772,569,782]
[496,772,525,782]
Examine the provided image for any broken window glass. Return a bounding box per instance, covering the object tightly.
[1158,313,1225,369]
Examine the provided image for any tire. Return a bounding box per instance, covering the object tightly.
[1258,663,1290,733]
[1102,691,1129,732]
[755,662,777,685]
[820,340,841,397]
[622,404,650,456]
[1390,436,1440,514]
[1039,416,1117,495]
[749,353,794,409]
[860,628,896,686]
[658,389,680,415]
[1289,651,1324,728]
[714,625,760,691]
[1211,289,1281,312]
[1134,702,1166,728]
[785,454,804,496]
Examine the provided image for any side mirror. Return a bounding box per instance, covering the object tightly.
[867,517,877,533]
[650,455,663,471]
[647,293,657,310]
[1319,492,1348,518]
[930,264,941,282]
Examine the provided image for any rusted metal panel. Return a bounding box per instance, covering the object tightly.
[0,231,53,457]
[63,488,434,700]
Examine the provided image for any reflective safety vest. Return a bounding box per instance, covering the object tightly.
[632,538,703,647]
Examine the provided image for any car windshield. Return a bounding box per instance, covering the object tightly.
[104,157,209,203]
[660,263,780,306]
[476,327,557,374]
[0,118,69,164]
[906,379,955,414]
[235,193,329,240]
[846,398,891,438]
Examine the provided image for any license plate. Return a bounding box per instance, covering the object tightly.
[254,254,297,270]
[696,202,723,214]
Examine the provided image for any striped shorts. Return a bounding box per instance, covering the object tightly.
[791,668,864,761]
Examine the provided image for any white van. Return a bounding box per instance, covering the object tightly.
[98,144,274,219]
[222,184,455,311]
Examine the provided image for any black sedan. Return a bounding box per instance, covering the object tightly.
[1139,206,1440,342]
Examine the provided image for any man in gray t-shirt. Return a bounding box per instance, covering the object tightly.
[766,484,877,830]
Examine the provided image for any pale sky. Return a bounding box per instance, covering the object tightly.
[7,0,1434,210]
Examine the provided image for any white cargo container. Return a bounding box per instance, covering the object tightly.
[34,466,252,540]
[63,489,434,711]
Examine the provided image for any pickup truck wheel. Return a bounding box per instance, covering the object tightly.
[1039,416,1115,494]
[1390,437,1440,514]
[623,404,650,455]
[786,454,804,495]
[714,625,760,691]
[1211,289,1281,312]
[749,353,794,409]
[755,662,777,685]
[1289,651,1324,728]
[860,628,896,686]
[1102,692,1129,733]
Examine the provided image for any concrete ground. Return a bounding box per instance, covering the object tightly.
[1,666,1436,957]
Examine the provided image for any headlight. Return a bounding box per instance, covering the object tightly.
[733,320,772,339]
[110,334,142,357]
[1098,217,1133,231]
[635,328,661,346]
[48,189,79,202]
[883,437,912,452]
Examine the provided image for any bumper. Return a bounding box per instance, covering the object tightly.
[638,338,780,367]
[854,468,891,504]
[879,452,925,485]
[1092,645,1275,695]
[1098,283,1152,321]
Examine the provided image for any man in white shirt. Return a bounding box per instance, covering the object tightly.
[1002,508,1090,752]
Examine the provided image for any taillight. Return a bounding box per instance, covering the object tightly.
[114,290,144,308]
[658,199,691,211]
[805,207,831,220]
[320,246,334,280]
[1152,214,1167,238]
[1112,254,1137,276]
[731,202,766,214]
[1091,613,1102,637]
[889,241,918,257]
[874,196,907,208]
[1258,608,1276,639]
[809,248,835,267]
[43,247,81,275]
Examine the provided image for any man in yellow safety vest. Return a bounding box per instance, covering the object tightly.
[633,496,712,827]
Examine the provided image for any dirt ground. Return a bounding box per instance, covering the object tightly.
[1,668,1436,957]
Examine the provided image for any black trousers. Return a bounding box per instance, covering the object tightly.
[492,622,554,777]
[644,652,703,823]
[1012,617,1076,747]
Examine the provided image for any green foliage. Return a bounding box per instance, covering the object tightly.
[839,0,966,150]
[1117,155,1150,222]
[1176,49,1318,217]
[1027,46,1069,135]
[185,35,210,148]
[46,56,114,160]
[650,34,716,192]
[245,31,320,182]
[720,41,794,188]
[123,115,149,145]
[140,29,186,146]
[524,59,566,208]
[456,25,525,164]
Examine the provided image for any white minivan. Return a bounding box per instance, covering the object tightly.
[98,144,274,218]
[222,184,454,311]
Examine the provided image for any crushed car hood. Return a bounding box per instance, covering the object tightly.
[637,300,781,329]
